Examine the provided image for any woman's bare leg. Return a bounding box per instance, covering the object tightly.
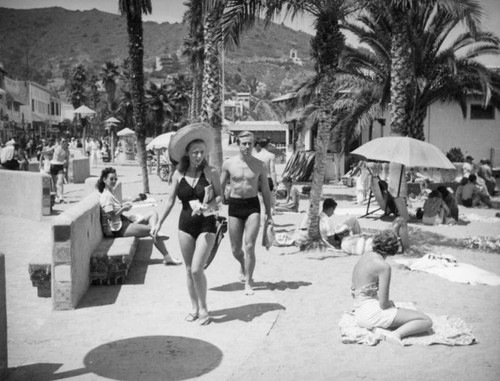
[382,308,432,344]
[179,231,199,319]
[190,232,215,323]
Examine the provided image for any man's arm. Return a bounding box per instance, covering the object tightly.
[220,160,229,204]
[269,154,277,187]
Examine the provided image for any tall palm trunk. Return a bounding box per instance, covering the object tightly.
[408,104,427,141]
[390,18,413,136]
[307,86,335,240]
[190,68,203,121]
[201,7,223,171]
[126,13,150,193]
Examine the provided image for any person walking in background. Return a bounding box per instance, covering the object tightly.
[221,131,273,296]
[90,138,100,168]
[254,138,277,214]
[354,161,371,204]
[152,124,222,325]
[41,138,70,203]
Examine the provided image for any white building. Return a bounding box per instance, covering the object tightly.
[236,92,251,109]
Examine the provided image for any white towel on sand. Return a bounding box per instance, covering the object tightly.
[395,253,500,286]
[339,302,476,346]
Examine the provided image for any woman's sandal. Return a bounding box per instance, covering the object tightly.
[198,315,212,326]
[185,313,199,322]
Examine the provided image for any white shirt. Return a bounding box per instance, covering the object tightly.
[100,189,122,232]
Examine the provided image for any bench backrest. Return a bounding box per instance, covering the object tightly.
[52,192,103,310]
[0,170,51,220]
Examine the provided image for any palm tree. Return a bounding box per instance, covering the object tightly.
[342,4,500,140]
[183,0,205,121]
[145,82,173,136]
[100,61,120,113]
[369,0,482,137]
[118,0,151,193]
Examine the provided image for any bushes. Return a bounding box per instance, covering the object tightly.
[446,147,464,163]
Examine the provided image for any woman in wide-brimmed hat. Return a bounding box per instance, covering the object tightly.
[152,123,222,325]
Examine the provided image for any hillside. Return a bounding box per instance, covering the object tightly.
[0,7,315,94]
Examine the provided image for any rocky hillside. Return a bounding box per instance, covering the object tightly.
[0,7,315,94]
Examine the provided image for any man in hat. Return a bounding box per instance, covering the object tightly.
[221,131,273,295]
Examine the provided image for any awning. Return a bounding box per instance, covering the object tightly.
[6,91,25,105]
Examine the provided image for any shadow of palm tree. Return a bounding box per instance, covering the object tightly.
[210,280,311,292]
[406,227,463,256]
[210,302,286,323]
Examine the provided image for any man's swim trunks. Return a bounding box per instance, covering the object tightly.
[228,196,260,220]
[50,164,64,176]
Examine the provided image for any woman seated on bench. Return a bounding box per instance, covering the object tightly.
[97,167,180,265]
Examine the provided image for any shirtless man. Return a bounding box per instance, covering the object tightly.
[42,138,70,203]
[254,138,277,214]
[221,131,273,295]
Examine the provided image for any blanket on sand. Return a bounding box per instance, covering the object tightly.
[339,302,476,346]
[394,253,500,286]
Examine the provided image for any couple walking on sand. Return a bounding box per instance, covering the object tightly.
[149,124,272,325]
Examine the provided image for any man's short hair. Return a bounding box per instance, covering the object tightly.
[322,198,337,211]
[236,131,254,145]
[468,174,477,182]
[258,138,270,148]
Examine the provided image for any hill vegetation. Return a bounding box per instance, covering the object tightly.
[0,7,315,94]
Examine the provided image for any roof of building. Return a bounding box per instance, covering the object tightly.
[229,120,288,131]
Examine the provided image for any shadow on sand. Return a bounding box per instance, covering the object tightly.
[210,280,312,292]
[210,302,286,323]
[77,238,157,308]
[7,336,222,381]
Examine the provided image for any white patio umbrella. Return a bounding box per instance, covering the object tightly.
[104,116,121,124]
[116,127,135,136]
[146,131,175,151]
[351,136,455,196]
[73,105,96,116]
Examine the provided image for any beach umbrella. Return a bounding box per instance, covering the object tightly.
[104,117,121,125]
[146,131,175,151]
[351,136,455,196]
[73,105,96,116]
[351,136,454,169]
[116,127,135,136]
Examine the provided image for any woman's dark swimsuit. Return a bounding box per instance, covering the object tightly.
[228,197,260,220]
[178,171,216,239]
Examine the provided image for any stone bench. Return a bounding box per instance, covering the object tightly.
[90,237,138,285]
[0,170,52,220]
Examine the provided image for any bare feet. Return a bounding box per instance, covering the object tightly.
[374,328,406,347]
[198,310,211,326]
[163,255,182,266]
[245,281,254,295]
[239,269,246,283]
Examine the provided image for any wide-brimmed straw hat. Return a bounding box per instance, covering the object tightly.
[168,123,214,162]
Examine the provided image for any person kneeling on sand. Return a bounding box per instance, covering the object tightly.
[351,230,432,346]
[97,167,181,266]
[275,176,301,213]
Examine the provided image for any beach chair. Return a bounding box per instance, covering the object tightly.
[361,177,409,219]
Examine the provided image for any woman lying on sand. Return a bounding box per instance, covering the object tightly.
[351,230,432,346]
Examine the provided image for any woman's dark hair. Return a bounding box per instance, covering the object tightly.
[372,230,399,256]
[428,189,442,199]
[97,167,116,193]
[177,139,208,173]
[437,186,449,198]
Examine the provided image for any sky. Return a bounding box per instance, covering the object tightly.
[1,0,499,66]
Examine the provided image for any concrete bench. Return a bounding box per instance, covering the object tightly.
[0,170,52,220]
[90,236,138,285]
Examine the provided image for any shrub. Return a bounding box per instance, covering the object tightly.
[446,147,464,163]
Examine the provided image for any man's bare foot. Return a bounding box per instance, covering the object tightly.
[239,269,246,283]
[374,328,405,346]
[245,283,254,295]
[163,255,182,266]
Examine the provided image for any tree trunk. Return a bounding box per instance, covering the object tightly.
[408,104,427,141]
[127,14,150,193]
[390,18,412,136]
[190,68,203,122]
[201,7,223,171]
[307,80,335,240]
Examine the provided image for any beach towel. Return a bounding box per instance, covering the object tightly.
[395,253,500,286]
[461,213,500,223]
[339,302,476,346]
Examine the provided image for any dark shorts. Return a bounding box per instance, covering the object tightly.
[462,199,473,207]
[50,164,64,177]
[228,197,260,220]
[112,215,132,238]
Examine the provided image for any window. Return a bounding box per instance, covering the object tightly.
[470,104,495,120]
[31,99,35,112]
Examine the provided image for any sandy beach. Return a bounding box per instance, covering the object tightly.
[1,163,499,380]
